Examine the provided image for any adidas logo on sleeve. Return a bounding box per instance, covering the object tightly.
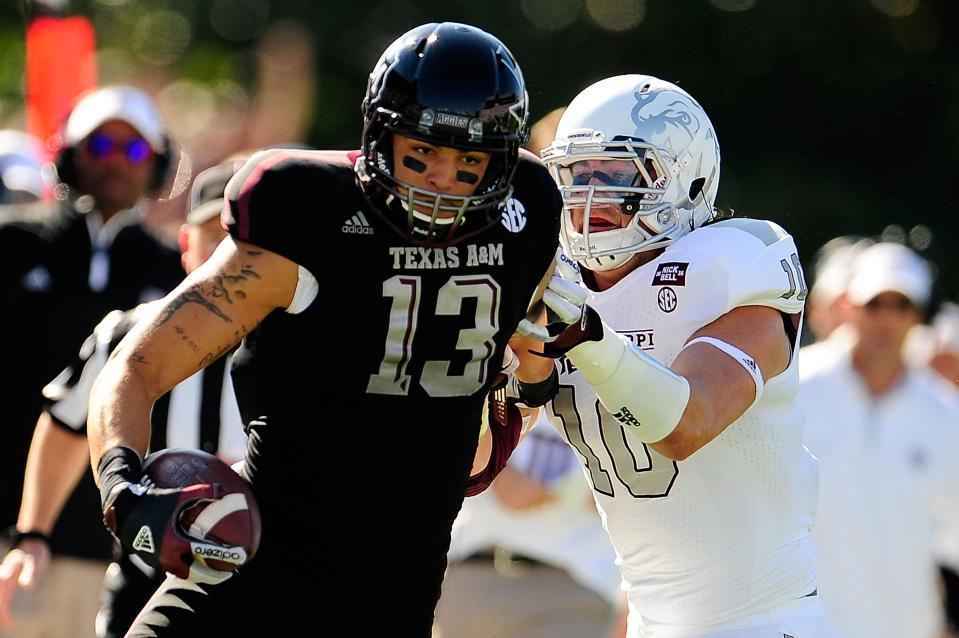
[342,211,375,235]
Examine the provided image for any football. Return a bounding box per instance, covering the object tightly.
[141,448,262,572]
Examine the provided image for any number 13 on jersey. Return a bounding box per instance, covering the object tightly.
[367,274,502,397]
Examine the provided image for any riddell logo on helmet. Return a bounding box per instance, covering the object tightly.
[566,129,598,141]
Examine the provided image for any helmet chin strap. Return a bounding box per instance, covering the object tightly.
[584,252,632,272]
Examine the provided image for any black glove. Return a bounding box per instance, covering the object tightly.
[539,305,604,358]
[99,447,245,584]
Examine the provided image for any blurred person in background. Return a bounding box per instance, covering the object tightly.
[803,235,872,344]
[799,242,959,638]
[0,129,51,205]
[0,158,247,638]
[0,84,184,638]
[907,300,959,636]
[435,415,624,638]
[908,301,959,389]
[799,235,872,379]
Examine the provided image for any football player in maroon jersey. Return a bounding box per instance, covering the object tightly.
[89,22,560,637]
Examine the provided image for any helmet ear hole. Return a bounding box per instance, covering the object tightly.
[688,177,705,202]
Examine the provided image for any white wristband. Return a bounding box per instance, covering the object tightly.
[682,336,764,407]
[567,327,690,444]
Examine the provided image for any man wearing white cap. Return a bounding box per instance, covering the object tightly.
[798,241,959,638]
[0,86,183,638]
[53,85,172,220]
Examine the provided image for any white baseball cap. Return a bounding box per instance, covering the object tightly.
[63,85,166,151]
[810,238,872,305]
[846,242,932,308]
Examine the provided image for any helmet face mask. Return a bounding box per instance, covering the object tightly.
[356,23,529,246]
[542,75,720,271]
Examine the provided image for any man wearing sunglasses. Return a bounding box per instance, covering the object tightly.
[799,242,959,638]
[0,85,183,638]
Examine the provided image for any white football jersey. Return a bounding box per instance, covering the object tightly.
[545,219,820,635]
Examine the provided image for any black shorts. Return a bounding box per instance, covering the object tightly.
[99,555,164,638]
[125,542,446,637]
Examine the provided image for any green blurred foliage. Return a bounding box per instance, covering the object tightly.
[1,0,957,299]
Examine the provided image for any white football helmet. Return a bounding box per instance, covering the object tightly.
[542,75,720,271]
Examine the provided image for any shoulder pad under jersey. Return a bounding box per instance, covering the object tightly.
[225,149,355,269]
[666,217,807,317]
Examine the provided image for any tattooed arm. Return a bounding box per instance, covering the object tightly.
[87,237,298,475]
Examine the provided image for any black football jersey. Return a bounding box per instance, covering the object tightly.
[223,149,559,570]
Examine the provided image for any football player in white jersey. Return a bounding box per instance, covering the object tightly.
[522,75,835,637]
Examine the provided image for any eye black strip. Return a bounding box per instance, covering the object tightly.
[456,170,479,184]
[402,155,427,173]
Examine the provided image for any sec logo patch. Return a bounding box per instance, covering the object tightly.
[658,287,677,313]
[500,198,526,233]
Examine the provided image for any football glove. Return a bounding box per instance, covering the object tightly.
[99,448,246,585]
[516,250,604,358]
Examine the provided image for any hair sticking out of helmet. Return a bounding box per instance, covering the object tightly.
[541,75,720,272]
[355,22,529,246]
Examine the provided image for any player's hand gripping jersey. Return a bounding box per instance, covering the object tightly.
[222,148,559,568]
[545,219,819,634]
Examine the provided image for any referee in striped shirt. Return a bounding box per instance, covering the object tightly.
[0,158,248,638]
